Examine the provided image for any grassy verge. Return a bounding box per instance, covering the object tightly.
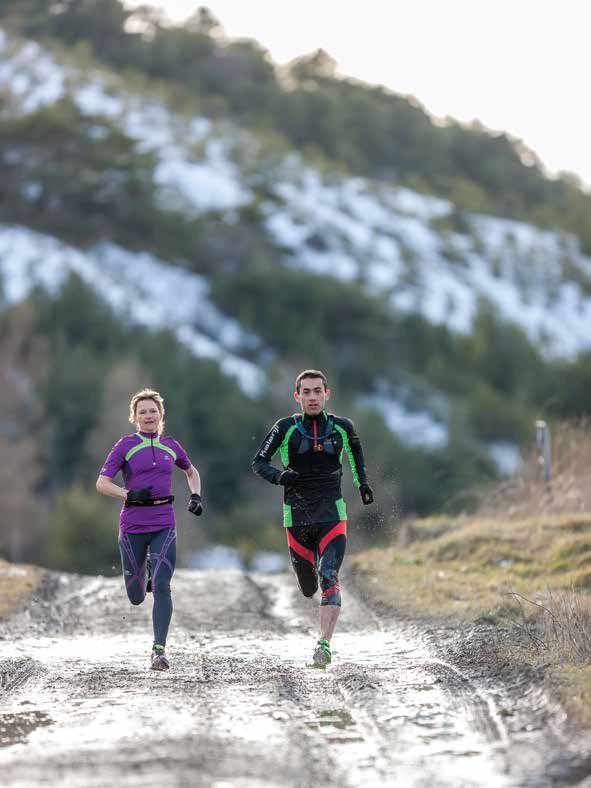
[353,511,591,726]
[0,559,45,619]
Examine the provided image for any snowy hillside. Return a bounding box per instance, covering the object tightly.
[2,30,591,360]
[0,31,250,215]
[1,29,589,471]
[0,225,263,394]
[265,169,591,360]
[0,221,460,460]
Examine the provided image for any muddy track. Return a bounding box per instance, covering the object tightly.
[0,569,588,787]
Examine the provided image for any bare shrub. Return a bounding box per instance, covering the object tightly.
[507,588,591,664]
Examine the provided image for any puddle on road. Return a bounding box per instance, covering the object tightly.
[0,711,53,747]
[312,709,364,743]
[318,709,355,730]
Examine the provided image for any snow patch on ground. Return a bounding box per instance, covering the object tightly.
[0,37,66,113]
[362,394,449,450]
[186,544,244,570]
[362,392,523,471]
[264,163,591,359]
[0,32,251,215]
[487,442,522,475]
[0,225,263,394]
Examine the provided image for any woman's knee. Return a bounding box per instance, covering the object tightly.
[127,588,146,606]
[152,578,171,597]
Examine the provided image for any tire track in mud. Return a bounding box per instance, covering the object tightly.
[0,658,40,694]
[258,573,512,787]
[0,568,579,787]
[326,579,509,746]
[421,659,507,743]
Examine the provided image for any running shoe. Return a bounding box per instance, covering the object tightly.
[312,638,332,668]
[150,644,169,671]
[146,557,153,594]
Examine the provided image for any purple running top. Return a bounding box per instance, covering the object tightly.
[100,431,192,533]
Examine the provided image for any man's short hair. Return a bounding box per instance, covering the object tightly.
[295,369,328,392]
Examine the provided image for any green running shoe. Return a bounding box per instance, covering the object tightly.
[150,644,169,671]
[312,638,332,668]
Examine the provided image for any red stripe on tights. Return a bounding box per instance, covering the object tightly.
[322,585,340,598]
[286,529,315,564]
[319,521,347,555]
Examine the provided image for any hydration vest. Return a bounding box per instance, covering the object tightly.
[293,413,336,454]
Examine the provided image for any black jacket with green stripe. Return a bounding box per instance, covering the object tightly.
[251,412,368,527]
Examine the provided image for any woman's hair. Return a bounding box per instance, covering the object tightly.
[128,388,165,433]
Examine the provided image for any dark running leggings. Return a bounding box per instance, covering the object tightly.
[118,528,176,647]
[286,520,347,606]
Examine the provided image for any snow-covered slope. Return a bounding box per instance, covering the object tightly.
[0,31,250,215]
[0,225,263,394]
[2,30,591,360]
[1,29,588,469]
[264,167,591,359]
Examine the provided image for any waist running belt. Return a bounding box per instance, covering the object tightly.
[126,495,175,507]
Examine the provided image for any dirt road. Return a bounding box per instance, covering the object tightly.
[0,569,588,787]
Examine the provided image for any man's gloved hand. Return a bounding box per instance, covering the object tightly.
[278,469,301,487]
[125,486,153,506]
[359,483,374,505]
[188,493,203,516]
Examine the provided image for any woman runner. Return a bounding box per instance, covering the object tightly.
[96,388,202,671]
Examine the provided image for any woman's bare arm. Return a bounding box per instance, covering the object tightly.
[96,475,127,501]
[184,465,201,495]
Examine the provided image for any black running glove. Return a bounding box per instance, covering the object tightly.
[359,483,374,505]
[125,486,153,506]
[188,493,203,516]
[278,469,301,487]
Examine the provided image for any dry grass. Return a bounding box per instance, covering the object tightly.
[507,588,591,664]
[476,420,591,518]
[0,558,44,618]
[353,422,591,724]
[355,513,591,623]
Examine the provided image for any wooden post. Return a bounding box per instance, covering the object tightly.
[535,420,552,484]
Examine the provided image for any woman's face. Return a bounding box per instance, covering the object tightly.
[135,399,162,433]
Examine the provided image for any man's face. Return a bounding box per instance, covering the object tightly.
[294,378,330,416]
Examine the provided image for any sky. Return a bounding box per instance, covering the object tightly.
[123,1,591,187]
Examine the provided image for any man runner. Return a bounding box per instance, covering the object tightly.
[252,369,373,667]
